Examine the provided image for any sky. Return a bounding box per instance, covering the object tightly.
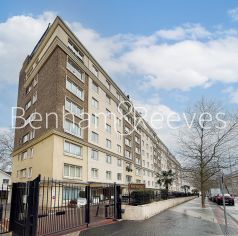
[1,0,238,152]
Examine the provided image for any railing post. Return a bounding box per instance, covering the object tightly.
[26,175,41,236]
[116,185,122,219]
[113,183,117,220]
[85,185,90,227]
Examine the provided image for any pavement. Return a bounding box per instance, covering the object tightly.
[80,197,231,236]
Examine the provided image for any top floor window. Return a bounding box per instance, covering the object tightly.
[68,40,84,61]
[92,64,98,77]
[106,80,111,90]
[116,92,120,101]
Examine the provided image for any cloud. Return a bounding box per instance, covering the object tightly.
[0,12,56,86]
[228,7,238,21]
[68,21,238,91]
[223,87,238,104]
[1,12,238,93]
[156,24,211,41]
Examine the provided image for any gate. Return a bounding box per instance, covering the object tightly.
[9,175,40,236]
[9,177,121,236]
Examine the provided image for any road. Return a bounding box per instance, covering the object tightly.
[81,197,238,236]
[210,197,238,235]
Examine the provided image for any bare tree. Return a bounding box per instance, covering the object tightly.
[179,98,238,208]
[0,130,14,171]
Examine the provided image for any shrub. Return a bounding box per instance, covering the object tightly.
[130,190,154,205]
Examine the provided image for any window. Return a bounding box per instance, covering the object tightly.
[20,169,27,178]
[117,145,122,153]
[28,148,34,159]
[106,95,111,105]
[91,114,99,128]
[125,127,130,134]
[136,168,141,176]
[29,130,35,140]
[67,58,84,82]
[147,162,149,168]
[117,173,122,181]
[22,133,29,143]
[64,141,82,158]
[126,175,132,183]
[33,75,38,87]
[92,97,99,109]
[91,149,99,160]
[32,91,37,104]
[64,119,82,138]
[91,168,98,178]
[106,155,112,164]
[2,179,9,184]
[28,168,32,178]
[22,151,28,160]
[26,84,32,95]
[125,150,131,159]
[64,164,82,179]
[143,160,145,166]
[106,139,112,149]
[142,140,144,146]
[66,78,84,100]
[125,138,131,147]
[106,124,111,133]
[106,109,111,119]
[92,64,99,77]
[91,132,99,143]
[116,92,120,101]
[106,80,111,90]
[106,171,111,180]
[117,118,122,128]
[92,81,99,93]
[135,136,140,143]
[117,159,122,167]
[135,147,140,154]
[136,158,141,165]
[117,131,122,141]
[65,98,83,118]
[25,100,31,111]
[68,40,83,61]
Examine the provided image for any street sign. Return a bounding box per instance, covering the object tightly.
[128,183,145,190]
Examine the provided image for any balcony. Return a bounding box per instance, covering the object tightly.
[68,41,83,61]
[67,59,84,82]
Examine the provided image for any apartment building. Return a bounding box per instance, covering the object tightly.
[12,16,181,191]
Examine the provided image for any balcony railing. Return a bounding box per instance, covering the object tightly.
[67,60,84,82]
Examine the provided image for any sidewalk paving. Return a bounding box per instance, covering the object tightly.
[80,197,224,236]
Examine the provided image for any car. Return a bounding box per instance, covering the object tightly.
[215,193,235,206]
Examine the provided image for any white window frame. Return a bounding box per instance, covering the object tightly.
[91,131,99,143]
[91,149,99,160]
[64,140,82,158]
[66,77,84,100]
[64,119,82,138]
[67,57,84,82]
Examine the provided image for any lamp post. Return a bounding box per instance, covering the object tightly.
[220,172,228,235]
